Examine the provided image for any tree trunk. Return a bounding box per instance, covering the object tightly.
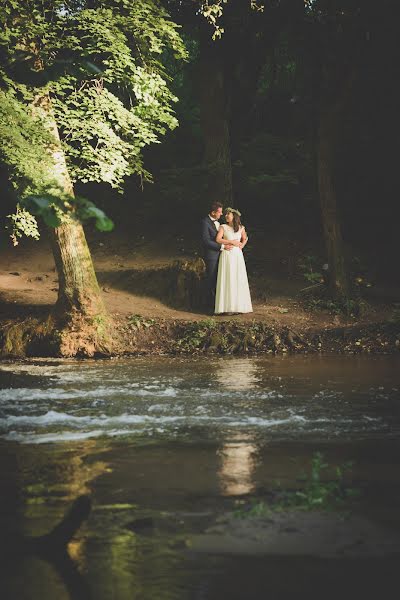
[198,39,233,206]
[317,109,348,301]
[50,222,106,319]
[34,94,112,356]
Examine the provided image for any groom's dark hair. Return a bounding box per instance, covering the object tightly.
[209,202,223,213]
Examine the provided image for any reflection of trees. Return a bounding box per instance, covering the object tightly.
[1,441,111,598]
[1,495,92,600]
[7,442,190,600]
[218,436,258,496]
[19,440,110,513]
[88,530,187,600]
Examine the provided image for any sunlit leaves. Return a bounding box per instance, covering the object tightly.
[0,88,54,196]
[0,0,187,232]
[6,205,40,246]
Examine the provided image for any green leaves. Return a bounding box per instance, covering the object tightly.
[0,88,54,197]
[23,194,114,232]
[25,194,64,228]
[0,0,187,235]
[75,198,114,232]
[6,205,40,246]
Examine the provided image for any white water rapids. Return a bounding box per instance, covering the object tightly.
[0,356,399,444]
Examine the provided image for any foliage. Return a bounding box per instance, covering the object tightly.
[298,254,324,284]
[0,88,55,197]
[0,0,187,237]
[299,254,374,316]
[234,499,271,519]
[175,318,219,351]
[200,0,264,39]
[234,452,359,518]
[174,319,274,353]
[282,452,358,510]
[302,292,370,318]
[127,314,156,331]
[6,205,40,246]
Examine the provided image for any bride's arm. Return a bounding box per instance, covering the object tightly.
[240,226,248,249]
[216,227,241,247]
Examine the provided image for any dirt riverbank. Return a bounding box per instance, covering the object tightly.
[1,232,399,357]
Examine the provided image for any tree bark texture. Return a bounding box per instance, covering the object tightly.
[317,109,348,300]
[50,222,106,319]
[33,94,110,355]
[198,39,232,205]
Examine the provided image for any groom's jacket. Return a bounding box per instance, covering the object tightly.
[201,216,221,261]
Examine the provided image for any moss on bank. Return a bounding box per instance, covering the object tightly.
[1,314,399,358]
[0,316,59,358]
[0,313,117,358]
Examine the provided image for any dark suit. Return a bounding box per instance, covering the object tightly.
[201,216,221,310]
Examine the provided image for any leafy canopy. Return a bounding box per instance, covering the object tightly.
[0,0,187,238]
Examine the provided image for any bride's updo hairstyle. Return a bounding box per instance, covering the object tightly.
[225,207,242,233]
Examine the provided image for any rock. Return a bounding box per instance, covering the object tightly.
[189,510,400,558]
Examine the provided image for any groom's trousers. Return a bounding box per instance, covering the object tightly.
[204,257,219,311]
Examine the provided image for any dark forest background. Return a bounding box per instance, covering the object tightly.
[1,0,398,287]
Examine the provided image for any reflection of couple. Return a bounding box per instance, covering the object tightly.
[201,202,253,315]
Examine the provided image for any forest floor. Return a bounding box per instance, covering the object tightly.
[0,227,399,356]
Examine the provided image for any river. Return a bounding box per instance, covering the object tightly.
[0,355,399,599]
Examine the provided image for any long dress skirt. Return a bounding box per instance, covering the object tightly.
[215,247,253,314]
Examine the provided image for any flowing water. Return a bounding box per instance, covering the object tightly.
[0,355,399,599]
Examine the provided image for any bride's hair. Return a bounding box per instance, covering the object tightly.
[225,211,242,233]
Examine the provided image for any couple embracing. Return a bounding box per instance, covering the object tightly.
[201,202,253,315]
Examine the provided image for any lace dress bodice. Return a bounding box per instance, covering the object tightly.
[221,224,242,242]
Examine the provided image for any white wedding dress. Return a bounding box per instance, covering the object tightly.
[215,224,253,314]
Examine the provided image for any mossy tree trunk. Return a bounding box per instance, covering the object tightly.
[49,222,106,320]
[36,94,111,356]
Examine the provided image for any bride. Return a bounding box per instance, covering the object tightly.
[214,207,253,314]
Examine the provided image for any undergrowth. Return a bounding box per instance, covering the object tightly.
[174,319,273,353]
[234,452,359,518]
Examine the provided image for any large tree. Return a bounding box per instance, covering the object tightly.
[0,0,186,355]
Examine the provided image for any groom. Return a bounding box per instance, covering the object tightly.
[201,202,231,312]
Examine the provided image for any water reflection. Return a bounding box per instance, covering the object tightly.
[215,361,259,495]
[214,358,258,391]
[218,435,258,496]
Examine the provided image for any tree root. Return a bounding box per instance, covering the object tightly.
[0,311,117,358]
